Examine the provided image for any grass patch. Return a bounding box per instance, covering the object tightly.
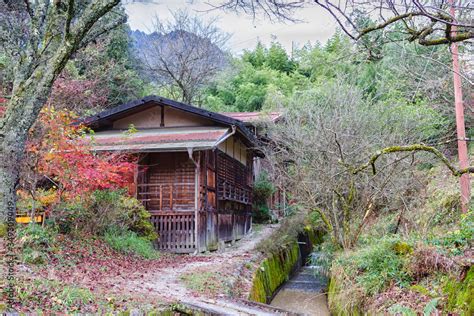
[180,271,225,296]
[8,277,168,314]
[335,236,412,296]
[56,286,94,308]
[104,229,159,259]
[17,224,58,264]
[251,223,265,233]
[256,214,306,255]
[13,279,96,313]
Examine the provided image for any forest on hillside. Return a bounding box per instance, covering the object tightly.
[0,0,472,314]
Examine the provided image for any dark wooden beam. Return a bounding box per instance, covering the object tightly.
[160,105,165,127]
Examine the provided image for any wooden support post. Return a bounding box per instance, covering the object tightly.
[132,163,138,198]
[154,184,158,210]
[159,184,163,211]
[170,184,173,211]
[160,105,165,127]
[194,152,200,252]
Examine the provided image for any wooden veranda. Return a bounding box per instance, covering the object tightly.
[136,151,252,253]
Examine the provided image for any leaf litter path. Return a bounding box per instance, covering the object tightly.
[2,225,286,313]
[120,225,277,302]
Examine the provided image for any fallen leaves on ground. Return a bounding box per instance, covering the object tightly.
[1,234,214,313]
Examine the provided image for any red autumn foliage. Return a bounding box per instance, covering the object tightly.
[26,107,135,202]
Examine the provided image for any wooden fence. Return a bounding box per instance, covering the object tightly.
[150,211,195,253]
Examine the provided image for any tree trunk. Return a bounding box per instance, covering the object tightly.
[0,77,52,223]
[0,138,22,223]
[0,0,122,224]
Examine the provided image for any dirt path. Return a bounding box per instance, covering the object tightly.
[111,224,277,302]
[2,225,278,312]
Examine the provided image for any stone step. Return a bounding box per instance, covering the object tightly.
[178,298,296,315]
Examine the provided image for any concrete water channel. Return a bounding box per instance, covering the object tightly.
[176,262,330,316]
[172,233,331,315]
[270,252,330,315]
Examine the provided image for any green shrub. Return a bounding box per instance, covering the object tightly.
[252,172,275,223]
[253,172,275,203]
[17,224,56,249]
[253,204,271,223]
[119,195,157,241]
[53,202,84,234]
[335,236,412,295]
[59,189,157,241]
[17,224,57,264]
[428,211,473,256]
[80,189,129,235]
[104,229,159,259]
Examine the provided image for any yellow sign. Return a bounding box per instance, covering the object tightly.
[16,215,43,224]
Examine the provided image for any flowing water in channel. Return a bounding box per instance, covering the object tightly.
[270,252,330,316]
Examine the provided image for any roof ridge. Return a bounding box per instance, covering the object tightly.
[81,95,258,146]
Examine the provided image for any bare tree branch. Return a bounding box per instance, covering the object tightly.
[261,82,438,249]
[347,144,474,176]
[135,10,230,104]
[213,0,474,46]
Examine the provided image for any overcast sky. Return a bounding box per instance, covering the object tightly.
[123,0,337,53]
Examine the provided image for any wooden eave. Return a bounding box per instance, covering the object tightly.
[81,96,259,148]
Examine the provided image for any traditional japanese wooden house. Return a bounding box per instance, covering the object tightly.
[84,96,260,253]
[222,111,287,215]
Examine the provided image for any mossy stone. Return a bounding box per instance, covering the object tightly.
[392,241,413,255]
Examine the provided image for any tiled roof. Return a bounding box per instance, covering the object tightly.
[89,126,231,152]
[81,95,258,148]
[221,111,282,123]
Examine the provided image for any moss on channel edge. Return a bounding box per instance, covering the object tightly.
[249,242,301,303]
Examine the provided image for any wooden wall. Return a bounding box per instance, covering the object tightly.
[150,211,195,253]
[137,152,195,212]
[137,146,253,253]
[196,148,253,251]
[112,105,213,129]
[217,135,248,166]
